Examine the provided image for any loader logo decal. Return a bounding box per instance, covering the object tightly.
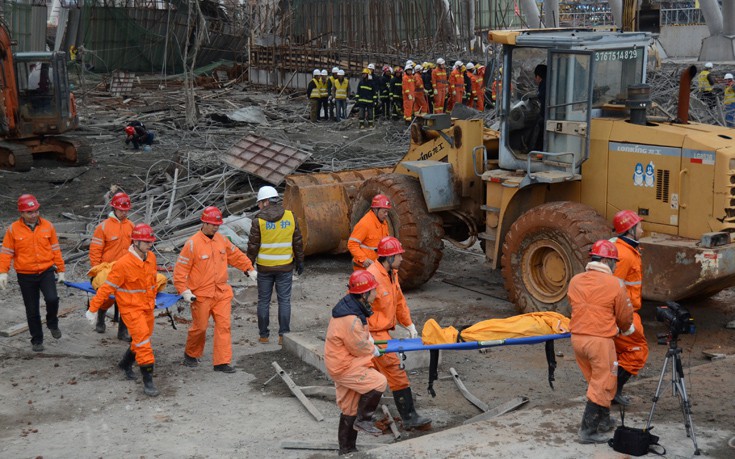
[610,142,680,157]
[632,161,655,187]
[418,143,445,161]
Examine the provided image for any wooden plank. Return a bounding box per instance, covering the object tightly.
[463,396,530,425]
[381,404,402,440]
[272,361,325,421]
[0,305,82,337]
[299,385,336,400]
[449,367,489,412]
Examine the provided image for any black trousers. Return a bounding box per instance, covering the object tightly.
[17,267,59,344]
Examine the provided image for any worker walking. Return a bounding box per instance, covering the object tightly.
[0,194,65,352]
[567,240,635,443]
[307,69,322,122]
[402,65,417,124]
[89,191,134,341]
[348,194,391,270]
[432,58,449,114]
[698,62,717,110]
[724,73,735,127]
[247,186,304,345]
[174,206,257,373]
[356,69,377,129]
[610,210,649,406]
[325,270,388,454]
[367,236,431,430]
[86,224,160,396]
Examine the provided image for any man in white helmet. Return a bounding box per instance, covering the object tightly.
[698,62,717,109]
[319,69,330,120]
[307,69,323,122]
[247,186,304,345]
[432,58,449,114]
[328,67,340,121]
[334,69,350,121]
[448,60,465,112]
[724,73,735,127]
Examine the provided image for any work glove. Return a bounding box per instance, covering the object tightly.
[622,324,636,336]
[368,335,375,345]
[247,270,258,282]
[372,346,382,358]
[361,259,373,268]
[406,323,419,339]
[56,272,66,284]
[295,262,304,276]
[85,310,98,325]
[0,273,7,289]
[182,289,196,303]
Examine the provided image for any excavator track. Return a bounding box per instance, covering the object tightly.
[0,141,33,172]
[45,135,92,166]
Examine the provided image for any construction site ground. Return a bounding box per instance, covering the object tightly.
[1,79,734,458]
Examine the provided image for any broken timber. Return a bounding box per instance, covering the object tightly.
[463,396,530,424]
[381,404,402,440]
[449,367,488,412]
[272,361,324,421]
[0,305,81,337]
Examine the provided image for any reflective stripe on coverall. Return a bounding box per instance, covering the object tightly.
[471,73,484,111]
[90,246,158,366]
[402,72,416,121]
[448,68,465,109]
[414,74,429,114]
[347,210,389,269]
[325,314,388,415]
[367,262,413,391]
[89,215,134,311]
[174,231,254,365]
[568,262,634,407]
[613,237,648,375]
[0,218,65,275]
[432,67,448,113]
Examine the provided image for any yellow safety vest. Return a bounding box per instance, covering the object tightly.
[698,70,713,92]
[725,86,735,106]
[334,79,349,99]
[319,79,328,98]
[310,78,322,99]
[256,210,295,267]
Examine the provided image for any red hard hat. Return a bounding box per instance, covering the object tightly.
[377,236,405,257]
[371,194,392,209]
[613,210,642,235]
[348,270,378,294]
[201,206,223,225]
[110,192,131,211]
[17,194,40,212]
[125,126,135,136]
[131,223,156,242]
[589,240,619,260]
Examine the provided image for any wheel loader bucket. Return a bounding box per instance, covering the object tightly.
[283,168,391,255]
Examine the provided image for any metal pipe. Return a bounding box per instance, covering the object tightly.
[676,66,698,124]
[519,0,541,28]
[544,0,560,28]
[700,0,723,36]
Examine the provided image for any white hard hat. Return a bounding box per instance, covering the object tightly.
[726,73,734,80]
[466,62,475,70]
[332,66,339,73]
[415,64,423,71]
[405,60,414,68]
[313,69,320,76]
[257,186,279,203]
[705,62,714,69]
[454,60,463,68]
[405,64,414,71]
[320,69,328,76]
[337,69,345,76]
[436,57,445,65]
[368,63,375,70]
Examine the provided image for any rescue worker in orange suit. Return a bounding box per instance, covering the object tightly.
[463,62,476,105]
[325,270,388,454]
[611,210,648,406]
[568,240,635,443]
[348,194,391,270]
[89,191,134,340]
[402,64,417,124]
[86,224,160,396]
[175,206,257,373]
[447,61,465,112]
[0,194,65,352]
[473,64,486,111]
[367,236,431,430]
[431,58,449,114]
[413,64,430,115]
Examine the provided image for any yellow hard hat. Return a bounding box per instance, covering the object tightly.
[362,68,370,75]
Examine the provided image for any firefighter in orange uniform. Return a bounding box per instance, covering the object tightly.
[325,270,387,454]
[611,210,648,406]
[447,61,465,112]
[0,194,65,352]
[413,64,430,115]
[431,58,449,114]
[89,191,135,340]
[348,195,391,270]
[473,64,486,111]
[174,206,256,373]
[568,240,634,444]
[402,65,417,123]
[367,236,430,430]
[87,224,160,397]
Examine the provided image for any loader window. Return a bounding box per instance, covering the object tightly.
[591,49,645,106]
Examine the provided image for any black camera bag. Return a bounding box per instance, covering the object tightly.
[608,407,665,456]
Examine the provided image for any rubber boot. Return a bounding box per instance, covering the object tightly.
[140,364,159,397]
[613,368,632,406]
[393,387,431,430]
[338,414,358,455]
[117,348,138,381]
[578,401,609,444]
[117,318,131,342]
[597,405,617,433]
[95,309,106,333]
[353,390,382,436]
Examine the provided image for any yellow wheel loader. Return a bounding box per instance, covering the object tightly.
[285,28,735,315]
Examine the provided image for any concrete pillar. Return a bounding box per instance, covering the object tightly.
[723,1,735,36]
[700,0,723,36]
[699,0,735,61]
[520,0,541,28]
[609,0,623,29]
[544,0,559,28]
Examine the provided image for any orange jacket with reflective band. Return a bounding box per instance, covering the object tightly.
[174,231,254,298]
[366,261,412,333]
[402,73,416,97]
[568,262,634,338]
[89,215,134,267]
[348,211,389,266]
[431,68,448,90]
[450,69,465,95]
[0,218,65,274]
[89,247,157,313]
[325,314,375,377]
[612,238,642,311]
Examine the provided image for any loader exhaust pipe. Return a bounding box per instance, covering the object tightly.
[676,65,698,124]
[626,84,651,126]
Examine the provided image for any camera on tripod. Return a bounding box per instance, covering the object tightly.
[656,301,695,343]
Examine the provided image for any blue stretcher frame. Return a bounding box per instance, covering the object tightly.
[380,333,571,354]
[63,281,182,310]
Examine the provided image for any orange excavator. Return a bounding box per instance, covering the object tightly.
[0,19,90,171]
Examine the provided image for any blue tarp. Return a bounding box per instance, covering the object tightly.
[381,333,571,354]
[64,281,182,310]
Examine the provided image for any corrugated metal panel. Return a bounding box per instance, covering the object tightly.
[222,134,311,186]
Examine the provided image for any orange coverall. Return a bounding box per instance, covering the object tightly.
[613,238,648,375]
[347,211,389,270]
[90,247,158,366]
[471,72,485,111]
[414,74,430,114]
[89,215,134,311]
[402,72,416,121]
[174,231,254,366]
[431,67,449,114]
[366,262,413,391]
[568,263,634,408]
[0,218,65,275]
[447,68,465,111]
[325,305,388,415]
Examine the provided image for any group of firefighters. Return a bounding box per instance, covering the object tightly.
[307,58,489,128]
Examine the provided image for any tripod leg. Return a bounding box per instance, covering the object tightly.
[674,353,701,454]
[646,353,671,429]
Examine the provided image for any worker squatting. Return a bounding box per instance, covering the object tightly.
[307,59,489,128]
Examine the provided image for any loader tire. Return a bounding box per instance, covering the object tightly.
[501,202,611,316]
[351,173,444,290]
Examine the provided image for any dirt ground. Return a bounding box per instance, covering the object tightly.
[1,83,734,458]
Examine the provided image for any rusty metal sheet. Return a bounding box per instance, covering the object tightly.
[222,135,311,186]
